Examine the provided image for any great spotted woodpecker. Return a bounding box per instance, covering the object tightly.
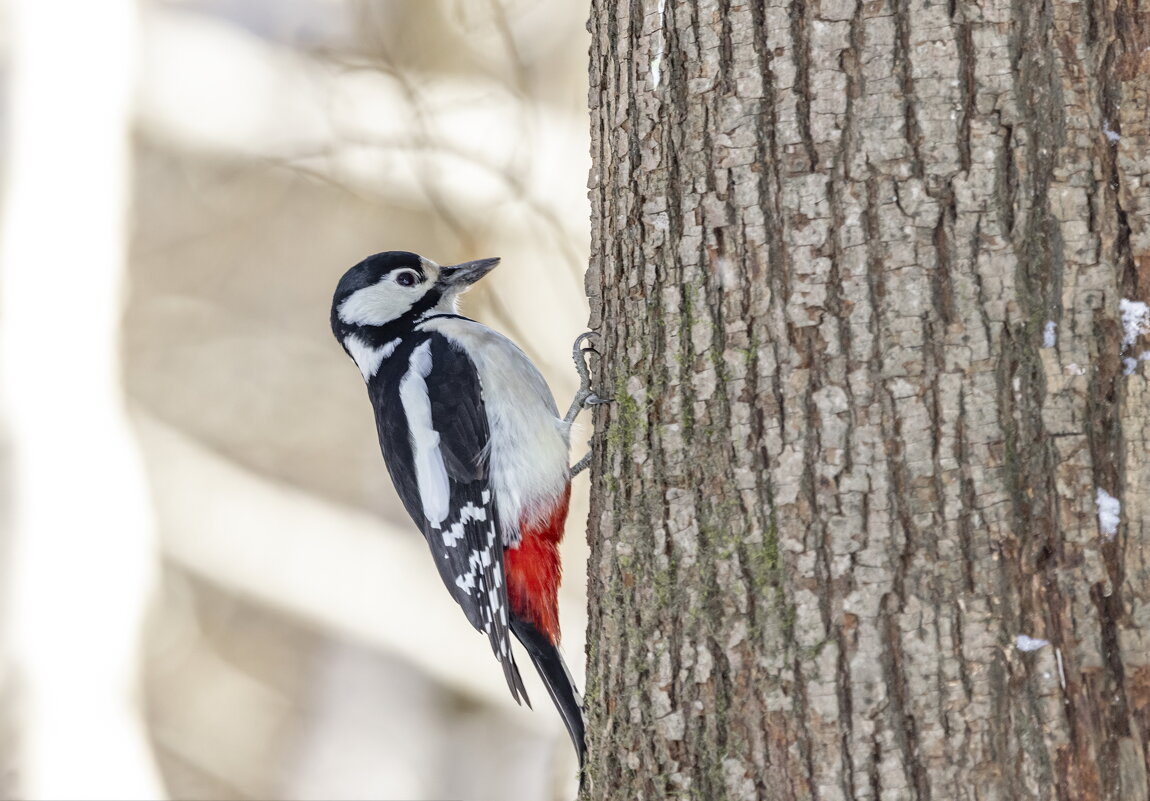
[329,250,604,768]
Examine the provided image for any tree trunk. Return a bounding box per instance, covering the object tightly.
[583,1,1150,799]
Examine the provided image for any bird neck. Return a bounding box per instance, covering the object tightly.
[345,288,461,346]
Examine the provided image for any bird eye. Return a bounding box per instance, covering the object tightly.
[395,271,417,287]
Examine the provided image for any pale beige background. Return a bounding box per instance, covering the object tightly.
[0,1,593,799]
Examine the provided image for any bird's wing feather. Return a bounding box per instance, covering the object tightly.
[407,333,528,704]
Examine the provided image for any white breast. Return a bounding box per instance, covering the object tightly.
[420,316,570,542]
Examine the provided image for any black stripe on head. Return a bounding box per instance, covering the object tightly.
[332,251,424,301]
[408,286,443,318]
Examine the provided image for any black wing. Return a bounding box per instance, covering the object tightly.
[373,333,528,705]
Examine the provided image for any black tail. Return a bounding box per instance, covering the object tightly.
[510,617,586,769]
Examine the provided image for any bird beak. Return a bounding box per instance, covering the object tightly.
[438,257,500,287]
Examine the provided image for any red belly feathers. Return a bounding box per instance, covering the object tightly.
[504,483,571,644]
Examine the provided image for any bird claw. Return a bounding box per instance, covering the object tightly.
[567,333,611,475]
[572,331,599,364]
[564,332,611,425]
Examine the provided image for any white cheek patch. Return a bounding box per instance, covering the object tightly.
[399,341,451,527]
[344,335,400,381]
[339,279,422,326]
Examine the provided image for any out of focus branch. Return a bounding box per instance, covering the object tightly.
[0,1,164,798]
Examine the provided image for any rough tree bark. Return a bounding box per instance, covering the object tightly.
[583,1,1150,799]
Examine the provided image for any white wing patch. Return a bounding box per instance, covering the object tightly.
[345,335,400,381]
[441,502,488,547]
[399,341,451,527]
[455,523,508,658]
[454,522,498,595]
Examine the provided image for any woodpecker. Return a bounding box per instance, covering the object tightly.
[330,250,604,769]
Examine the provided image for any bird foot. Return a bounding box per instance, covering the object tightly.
[565,332,611,477]
[563,332,612,425]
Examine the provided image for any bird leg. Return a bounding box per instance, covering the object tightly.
[565,332,611,476]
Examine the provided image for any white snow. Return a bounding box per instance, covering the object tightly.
[1095,488,1121,538]
[1103,120,1121,143]
[1015,635,1049,652]
[650,0,667,88]
[1120,298,1150,352]
[1043,320,1057,348]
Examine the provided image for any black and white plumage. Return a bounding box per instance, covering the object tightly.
[330,250,585,767]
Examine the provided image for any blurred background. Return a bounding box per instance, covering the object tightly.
[0,1,592,799]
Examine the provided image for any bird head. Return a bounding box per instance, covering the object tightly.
[330,251,499,342]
